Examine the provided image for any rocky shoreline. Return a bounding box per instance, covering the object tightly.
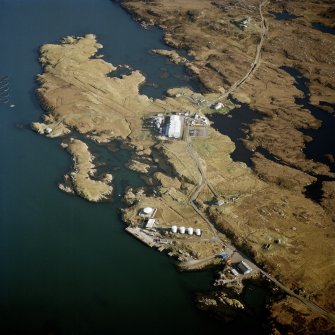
[59,138,113,202]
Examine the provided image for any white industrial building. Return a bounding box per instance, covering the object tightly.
[237,261,252,275]
[165,115,182,139]
[212,102,224,110]
[145,218,156,229]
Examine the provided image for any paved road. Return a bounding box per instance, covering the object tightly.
[216,0,268,100]
[180,254,218,270]
[193,0,269,114]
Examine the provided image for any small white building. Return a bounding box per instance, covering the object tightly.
[190,114,210,126]
[216,199,225,206]
[154,116,164,129]
[145,218,156,229]
[213,102,224,110]
[237,261,252,275]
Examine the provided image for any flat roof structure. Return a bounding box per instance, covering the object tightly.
[145,219,156,229]
[166,115,182,139]
[236,261,252,275]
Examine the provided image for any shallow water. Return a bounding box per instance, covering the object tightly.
[207,104,263,167]
[312,22,335,36]
[0,0,265,334]
[269,11,302,21]
[208,67,335,203]
[281,66,335,173]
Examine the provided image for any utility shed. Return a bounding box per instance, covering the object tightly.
[145,219,156,229]
[237,261,252,275]
[166,115,182,139]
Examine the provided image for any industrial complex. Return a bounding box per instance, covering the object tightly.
[149,112,210,140]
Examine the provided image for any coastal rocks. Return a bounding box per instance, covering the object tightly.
[153,172,181,189]
[123,188,138,206]
[103,173,113,183]
[31,121,71,138]
[31,122,47,134]
[196,291,245,322]
[58,174,75,195]
[151,49,187,64]
[126,159,151,173]
[62,139,113,202]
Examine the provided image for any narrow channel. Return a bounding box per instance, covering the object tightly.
[281,66,335,201]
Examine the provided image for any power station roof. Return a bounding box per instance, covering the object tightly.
[166,115,182,139]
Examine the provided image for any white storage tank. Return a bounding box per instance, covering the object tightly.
[143,207,153,215]
[171,225,178,233]
[187,227,194,235]
[179,226,186,234]
[195,228,201,236]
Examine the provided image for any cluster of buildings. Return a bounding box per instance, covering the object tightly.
[189,114,210,126]
[151,113,184,139]
[139,207,158,229]
[232,17,251,29]
[150,112,210,140]
[138,207,203,237]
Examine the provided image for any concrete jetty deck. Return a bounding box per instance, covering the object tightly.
[125,226,158,248]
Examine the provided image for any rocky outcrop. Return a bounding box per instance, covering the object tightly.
[196,291,245,322]
[126,159,151,173]
[62,139,113,202]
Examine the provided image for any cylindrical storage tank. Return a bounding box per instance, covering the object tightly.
[195,228,201,236]
[171,225,178,233]
[187,227,194,235]
[143,207,153,215]
[179,226,186,234]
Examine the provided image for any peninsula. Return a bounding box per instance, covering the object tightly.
[32,0,335,332]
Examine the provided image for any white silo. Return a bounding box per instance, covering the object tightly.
[179,226,186,234]
[143,207,153,215]
[195,228,201,236]
[187,227,194,235]
[171,225,178,233]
